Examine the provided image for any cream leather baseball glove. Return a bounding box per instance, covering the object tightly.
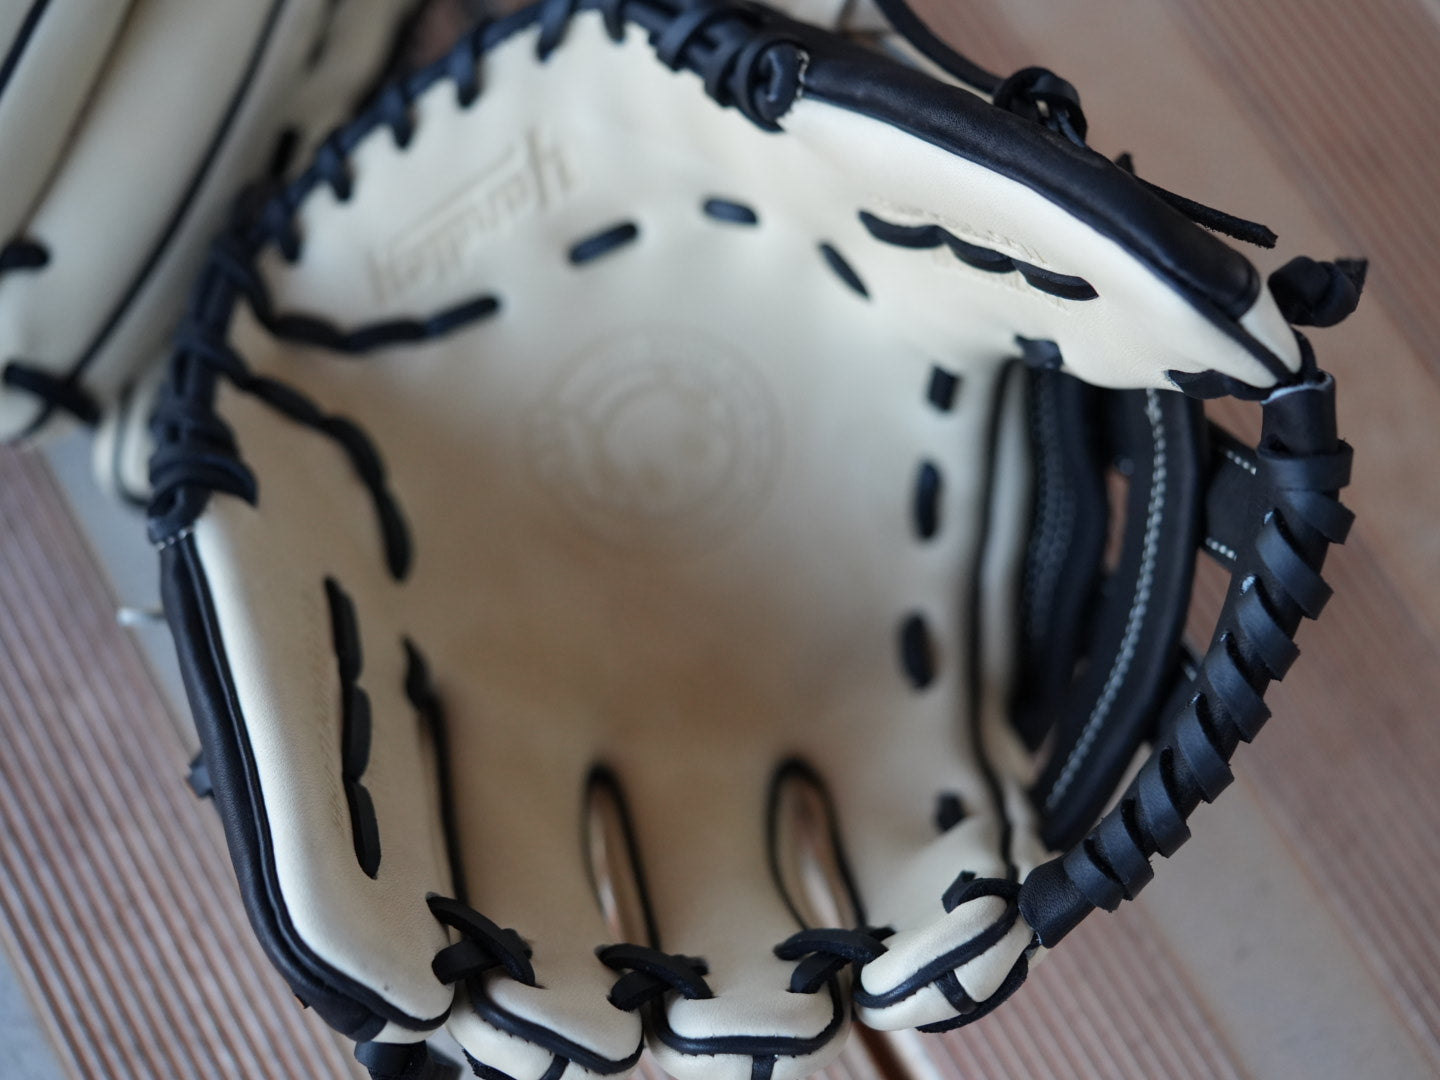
[147,2,1361,1077]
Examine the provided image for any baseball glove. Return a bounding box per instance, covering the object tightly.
[0,0,420,450]
[149,2,1361,1078]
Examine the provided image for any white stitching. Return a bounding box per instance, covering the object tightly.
[1222,445,1257,476]
[1205,536,1238,562]
[153,527,194,552]
[1046,390,1166,811]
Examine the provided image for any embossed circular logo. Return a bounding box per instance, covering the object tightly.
[528,327,780,554]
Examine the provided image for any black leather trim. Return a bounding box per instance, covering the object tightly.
[464,979,644,1076]
[161,535,449,1038]
[850,887,1018,1008]
[646,976,846,1059]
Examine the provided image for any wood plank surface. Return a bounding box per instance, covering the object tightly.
[2,1,1437,1079]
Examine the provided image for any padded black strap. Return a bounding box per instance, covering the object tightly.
[1011,369,1107,751]
[1030,385,1205,850]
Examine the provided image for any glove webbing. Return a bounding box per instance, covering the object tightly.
[1020,345,1353,945]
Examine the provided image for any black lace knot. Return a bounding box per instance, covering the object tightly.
[428,896,537,987]
[598,943,712,1010]
[993,66,1088,145]
[1269,256,1367,328]
[652,2,804,130]
[773,927,891,994]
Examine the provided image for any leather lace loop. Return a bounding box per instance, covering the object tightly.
[598,943,712,1009]
[993,66,1088,145]
[428,895,537,987]
[773,927,890,994]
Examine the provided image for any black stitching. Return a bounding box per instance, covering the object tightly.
[935,793,967,832]
[703,197,760,225]
[899,614,936,689]
[325,578,380,878]
[860,211,1097,301]
[568,221,640,264]
[819,243,869,298]
[914,461,942,540]
[928,366,961,411]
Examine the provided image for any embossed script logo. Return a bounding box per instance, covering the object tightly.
[371,128,576,301]
[528,328,781,555]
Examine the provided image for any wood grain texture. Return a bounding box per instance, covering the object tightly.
[0,447,368,1080]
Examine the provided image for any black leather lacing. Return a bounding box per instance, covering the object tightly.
[988,71,1276,248]
[355,1040,460,1080]
[536,0,805,129]
[153,311,412,579]
[1021,342,1354,946]
[598,943,712,1010]
[773,928,889,994]
[428,896,538,988]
